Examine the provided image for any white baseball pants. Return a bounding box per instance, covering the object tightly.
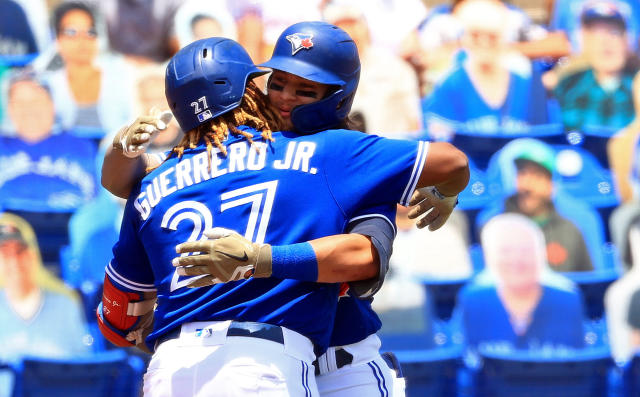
[143,320,318,397]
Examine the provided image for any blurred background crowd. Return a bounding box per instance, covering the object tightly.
[1,0,640,395]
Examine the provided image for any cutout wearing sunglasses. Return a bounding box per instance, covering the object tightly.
[60,27,98,39]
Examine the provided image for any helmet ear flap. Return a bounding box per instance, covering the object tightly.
[260,21,361,134]
[336,92,354,111]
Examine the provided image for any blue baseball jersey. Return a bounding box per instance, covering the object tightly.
[108,127,428,351]
[458,283,585,351]
[330,205,397,347]
[422,65,548,135]
[0,133,98,212]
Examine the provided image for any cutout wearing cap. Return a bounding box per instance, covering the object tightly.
[581,0,627,30]
[513,143,556,176]
[0,223,27,246]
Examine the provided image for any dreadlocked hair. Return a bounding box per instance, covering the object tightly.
[149,80,284,173]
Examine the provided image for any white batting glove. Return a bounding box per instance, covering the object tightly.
[112,108,173,158]
[407,186,458,231]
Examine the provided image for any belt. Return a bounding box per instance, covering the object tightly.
[314,348,354,375]
[155,321,285,349]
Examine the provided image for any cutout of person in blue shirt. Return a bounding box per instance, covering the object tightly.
[457,213,586,352]
[0,73,97,212]
[422,0,548,139]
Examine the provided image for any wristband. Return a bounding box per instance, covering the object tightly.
[271,242,319,282]
[430,186,459,207]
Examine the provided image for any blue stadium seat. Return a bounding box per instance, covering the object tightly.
[553,145,619,209]
[379,303,436,352]
[468,243,486,273]
[580,125,620,169]
[5,210,73,274]
[8,350,145,397]
[418,276,470,321]
[450,124,565,170]
[61,192,121,287]
[395,346,463,397]
[473,347,614,397]
[458,158,492,210]
[553,191,610,271]
[623,352,640,397]
[564,270,620,320]
[583,318,609,349]
[0,54,38,68]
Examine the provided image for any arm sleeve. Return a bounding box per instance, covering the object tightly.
[345,206,397,299]
[323,130,428,209]
[106,196,156,293]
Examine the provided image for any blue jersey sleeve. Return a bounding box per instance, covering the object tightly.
[106,195,156,293]
[346,205,397,298]
[321,130,428,210]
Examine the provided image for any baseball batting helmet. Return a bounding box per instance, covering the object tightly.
[165,37,268,133]
[260,21,361,134]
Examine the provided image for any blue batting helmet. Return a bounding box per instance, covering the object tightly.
[165,37,268,133]
[260,21,361,134]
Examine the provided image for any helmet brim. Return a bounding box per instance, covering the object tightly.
[260,56,345,86]
[246,68,270,80]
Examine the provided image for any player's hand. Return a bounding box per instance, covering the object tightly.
[172,227,273,287]
[112,108,173,158]
[125,310,154,354]
[407,186,458,231]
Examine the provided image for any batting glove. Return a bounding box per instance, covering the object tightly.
[125,309,155,354]
[112,108,173,158]
[172,227,273,288]
[407,186,458,231]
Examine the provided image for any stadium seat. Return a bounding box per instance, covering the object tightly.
[580,125,619,169]
[5,210,73,275]
[379,303,436,352]
[472,346,614,397]
[583,318,609,349]
[8,350,145,397]
[395,346,463,397]
[418,276,470,321]
[450,123,565,170]
[564,270,621,320]
[458,158,492,210]
[623,352,640,397]
[553,191,610,271]
[61,192,122,287]
[553,145,619,209]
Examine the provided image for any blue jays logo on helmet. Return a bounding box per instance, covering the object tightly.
[261,21,361,134]
[165,37,267,133]
[286,33,314,55]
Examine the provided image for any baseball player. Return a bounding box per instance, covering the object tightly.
[98,27,468,397]
[170,22,458,397]
[170,22,457,397]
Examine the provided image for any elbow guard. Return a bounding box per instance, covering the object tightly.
[96,275,156,347]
